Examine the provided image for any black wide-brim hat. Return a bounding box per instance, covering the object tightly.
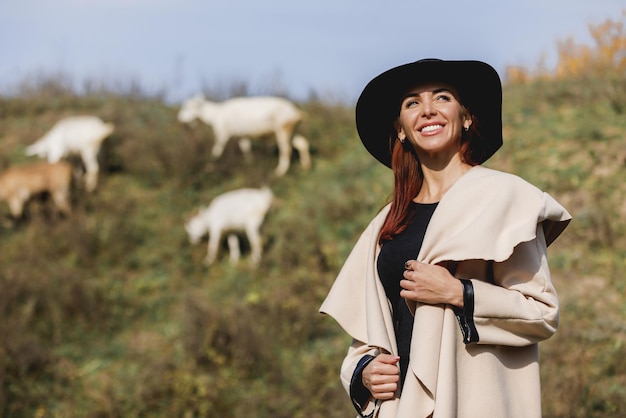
[355,59,503,167]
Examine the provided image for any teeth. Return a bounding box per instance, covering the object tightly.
[421,124,442,133]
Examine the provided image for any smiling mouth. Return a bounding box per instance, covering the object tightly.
[420,124,443,133]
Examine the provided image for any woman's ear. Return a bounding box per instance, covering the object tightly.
[394,121,406,141]
[462,112,473,131]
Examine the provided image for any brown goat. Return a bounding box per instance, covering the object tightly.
[0,161,73,219]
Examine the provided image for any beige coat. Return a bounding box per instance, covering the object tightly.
[320,166,571,418]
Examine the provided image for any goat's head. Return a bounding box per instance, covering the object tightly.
[25,141,48,158]
[184,210,207,244]
[177,95,205,124]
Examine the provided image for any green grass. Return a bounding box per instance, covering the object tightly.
[0,74,624,417]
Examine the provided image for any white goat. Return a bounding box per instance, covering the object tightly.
[178,95,309,175]
[185,187,273,266]
[0,161,72,219]
[25,115,114,192]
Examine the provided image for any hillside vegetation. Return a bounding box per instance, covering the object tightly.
[0,68,624,417]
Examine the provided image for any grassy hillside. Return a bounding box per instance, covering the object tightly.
[0,76,624,417]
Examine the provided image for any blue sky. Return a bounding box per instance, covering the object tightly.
[1,0,623,103]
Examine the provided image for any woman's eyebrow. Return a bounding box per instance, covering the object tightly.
[401,88,453,101]
[401,92,419,101]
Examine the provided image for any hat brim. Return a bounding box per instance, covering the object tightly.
[356,59,503,168]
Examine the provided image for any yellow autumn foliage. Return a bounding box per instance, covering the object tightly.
[506,10,626,82]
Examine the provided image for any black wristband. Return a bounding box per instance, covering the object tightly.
[350,354,377,416]
[453,279,479,344]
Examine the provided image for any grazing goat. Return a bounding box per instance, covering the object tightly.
[0,161,72,220]
[185,187,273,266]
[26,115,114,192]
[178,95,309,175]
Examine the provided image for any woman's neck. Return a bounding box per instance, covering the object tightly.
[414,159,472,203]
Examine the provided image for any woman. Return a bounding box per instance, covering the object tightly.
[319,59,572,418]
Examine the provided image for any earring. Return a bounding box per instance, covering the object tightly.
[398,134,406,143]
[464,125,469,132]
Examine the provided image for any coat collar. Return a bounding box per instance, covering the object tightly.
[320,166,571,350]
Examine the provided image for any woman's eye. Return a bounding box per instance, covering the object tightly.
[435,94,452,102]
[404,99,419,108]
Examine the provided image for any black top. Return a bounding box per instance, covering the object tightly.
[349,201,478,414]
[376,201,438,387]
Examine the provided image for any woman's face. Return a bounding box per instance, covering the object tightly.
[396,82,472,163]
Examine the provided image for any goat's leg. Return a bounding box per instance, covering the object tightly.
[81,149,100,192]
[226,234,241,264]
[8,197,25,219]
[51,188,71,216]
[246,227,263,266]
[238,138,252,159]
[205,232,221,265]
[211,132,228,158]
[292,134,311,170]
[274,129,292,176]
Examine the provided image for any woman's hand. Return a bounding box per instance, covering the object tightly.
[401,260,464,307]
[361,354,400,400]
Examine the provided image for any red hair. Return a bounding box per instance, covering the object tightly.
[378,116,482,245]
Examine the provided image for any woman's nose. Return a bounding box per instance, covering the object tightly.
[421,101,436,116]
